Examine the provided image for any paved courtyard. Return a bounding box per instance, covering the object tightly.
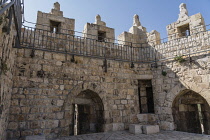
[55,131,210,140]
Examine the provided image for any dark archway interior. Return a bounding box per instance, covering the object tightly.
[74,89,104,135]
[172,90,210,134]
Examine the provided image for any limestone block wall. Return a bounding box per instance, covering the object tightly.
[0,13,16,140]
[155,30,210,61]
[152,54,210,131]
[7,48,152,139]
[2,2,210,139]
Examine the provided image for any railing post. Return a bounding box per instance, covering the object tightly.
[103,39,107,72]
[130,42,134,68]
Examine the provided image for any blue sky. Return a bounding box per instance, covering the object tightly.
[24,0,210,39]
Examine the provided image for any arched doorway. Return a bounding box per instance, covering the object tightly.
[172,90,210,134]
[73,89,104,135]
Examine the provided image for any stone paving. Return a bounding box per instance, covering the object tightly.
[55,131,210,140]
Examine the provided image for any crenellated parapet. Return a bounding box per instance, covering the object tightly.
[167,3,206,41]
[83,14,115,43]
[118,14,160,47]
[147,30,161,46]
[36,2,75,35]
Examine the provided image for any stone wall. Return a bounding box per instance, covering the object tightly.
[0,12,17,140]
[155,30,210,61]
[152,53,210,131]
[1,2,210,140]
[7,48,152,139]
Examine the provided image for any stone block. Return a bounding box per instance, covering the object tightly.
[25,135,46,140]
[160,121,175,130]
[121,100,127,104]
[104,124,113,132]
[137,114,156,124]
[129,124,142,134]
[57,100,64,106]
[142,125,159,134]
[8,122,18,130]
[112,123,124,131]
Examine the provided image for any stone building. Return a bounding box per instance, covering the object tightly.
[0,2,209,140]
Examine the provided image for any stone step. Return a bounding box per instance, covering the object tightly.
[129,124,160,135]
[129,124,143,134]
[25,135,46,140]
[142,125,160,134]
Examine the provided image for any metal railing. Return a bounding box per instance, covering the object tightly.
[20,25,157,63]
[18,24,210,63]
[0,0,24,43]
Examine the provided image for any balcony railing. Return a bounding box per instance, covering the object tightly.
[17,24,210,64]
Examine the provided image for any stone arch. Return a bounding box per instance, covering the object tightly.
[161,81,210,131]
[74,89,104,134]
[63,82,108,135]
[172,90,210,134]
[166,81,210,107]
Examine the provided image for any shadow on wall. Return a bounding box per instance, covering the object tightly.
[151,53,210,133]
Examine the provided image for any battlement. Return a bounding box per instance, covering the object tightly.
[167,3,206,41]
[36,2,75,35]
[34,2,207,47]
[83,15,115,43]
[19,3,210,64]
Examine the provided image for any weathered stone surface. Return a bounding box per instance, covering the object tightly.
[25,135,46,140]
[113,123,125,131]
[0,8,17,140]
[137,114,157,125]
[56,130,210,140]
[142,125,160,134]
[178,3,189,21]
[129,124,142,134]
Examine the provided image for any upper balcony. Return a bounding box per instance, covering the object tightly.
[17,22,210,64]
[15,2,210,64]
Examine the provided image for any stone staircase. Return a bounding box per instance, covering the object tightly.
[129,114,160,134]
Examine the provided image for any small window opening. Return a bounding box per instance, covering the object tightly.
[138,80,154,113]
[178,24,190,37]
[98,31,106,42]
[50,20,61,33]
